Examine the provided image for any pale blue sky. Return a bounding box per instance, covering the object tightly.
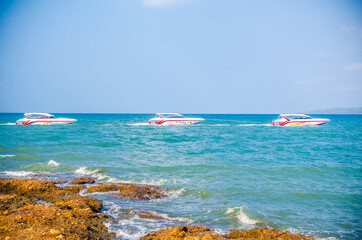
[0,0,361,113]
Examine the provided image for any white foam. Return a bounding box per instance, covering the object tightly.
[313,237,339,240]
[48,160,60,166]
[0,155,15,158]
[3,171,35,177]
[238,123,272,127]
[0,123,16,126]
[226,206,259,225]
[150,211,194,223]
[127,123,149,126]
[138,178,167,186]
[167,188,185,198]
[212,124,230,126]
[74,167,117,182]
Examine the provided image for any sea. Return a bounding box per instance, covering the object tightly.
[0,113,361,240]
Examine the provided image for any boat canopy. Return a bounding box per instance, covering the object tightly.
[156,113,184,118]
[279,114,311,120]
[25,113,55,119]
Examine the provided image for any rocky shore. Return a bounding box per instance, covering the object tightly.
[0,178,313,240]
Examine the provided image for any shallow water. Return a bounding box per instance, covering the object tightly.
[0,113,361,239]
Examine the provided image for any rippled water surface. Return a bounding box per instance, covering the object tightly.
[0,113,361,239]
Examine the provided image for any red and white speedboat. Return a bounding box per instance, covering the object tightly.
[148,113,205,126]
[16,113,77,125]
[272,114,330,127]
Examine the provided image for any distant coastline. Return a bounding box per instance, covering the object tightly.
[306,107,362,114]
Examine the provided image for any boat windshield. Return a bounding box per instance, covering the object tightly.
[281,114,311,120]
[25,113,54,119]
[156,113,184,118]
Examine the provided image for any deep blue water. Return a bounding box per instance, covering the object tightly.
[0,113,361,239]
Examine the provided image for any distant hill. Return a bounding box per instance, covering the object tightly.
[307,107,362,114]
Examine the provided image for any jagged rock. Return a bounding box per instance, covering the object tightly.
[0,178,113,239]
[123,209,175,221]
[225,227,313,239]
[63,185,86,193]
[140,225,221,240]
[140,225,314,240]
[85,182,168,200]
[0,194,34,211]
[70,177,95,185]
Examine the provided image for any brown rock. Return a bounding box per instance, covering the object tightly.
[224,227,313,239]
[69,177,95,185]
[0,194,34,211]
[140,226,313,240]
[0,178,113,240]
[86,182,168,200]
[49,229,62,235]
[62,185,86,194]
[202,235,213,240]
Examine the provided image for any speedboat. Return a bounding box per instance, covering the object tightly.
[148,113,205,126]
[16,113,77,125]
[272,114,330,127]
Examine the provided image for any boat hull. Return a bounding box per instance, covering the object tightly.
[272,119,330,127]
[149,118,204,126]
[16,118,77,125]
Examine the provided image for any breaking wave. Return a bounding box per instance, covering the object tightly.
[0,155,15,158]
[0,123,16,126]
[74,167,117,182]
[238,123,272,127]
[126,123,149,126]
[226,206,260,225]
[2,171,35,177]
[48,160,60,166]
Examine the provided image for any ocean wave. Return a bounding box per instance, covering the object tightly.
[102,200,194,240]
[238,123,272,127]
[2,171,35,177]
[0,155,15,158]
[0,123,16,126]
[48,160,60,167]
[137,178,167,186]
[226,206,260,225]
[74,167,117,182]
[210,124,230,126]
[148,210,194,223]
[126,123,149,126]
[167,188,186,198]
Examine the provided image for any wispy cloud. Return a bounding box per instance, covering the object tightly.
[142,0,188,7]
[343,62,362,71]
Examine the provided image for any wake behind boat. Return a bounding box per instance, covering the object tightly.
[272,114,330,126]
[16,113,77,125]
[148,113,205,126]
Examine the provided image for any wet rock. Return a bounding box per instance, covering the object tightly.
[70,177,95,185]
[140,225,221,240]
[0,194,34,211]
[123,209,175,221]
[85,182,168,200]
[140,226,314,240]
[52,180,67,184]
[63,185,86,194]
[49,229,62,235]
[0,178,113,239]
[224,227,313,239]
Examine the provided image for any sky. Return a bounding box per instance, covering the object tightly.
[0,0,361,114]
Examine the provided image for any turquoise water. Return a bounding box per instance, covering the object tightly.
[0,113,361,239]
